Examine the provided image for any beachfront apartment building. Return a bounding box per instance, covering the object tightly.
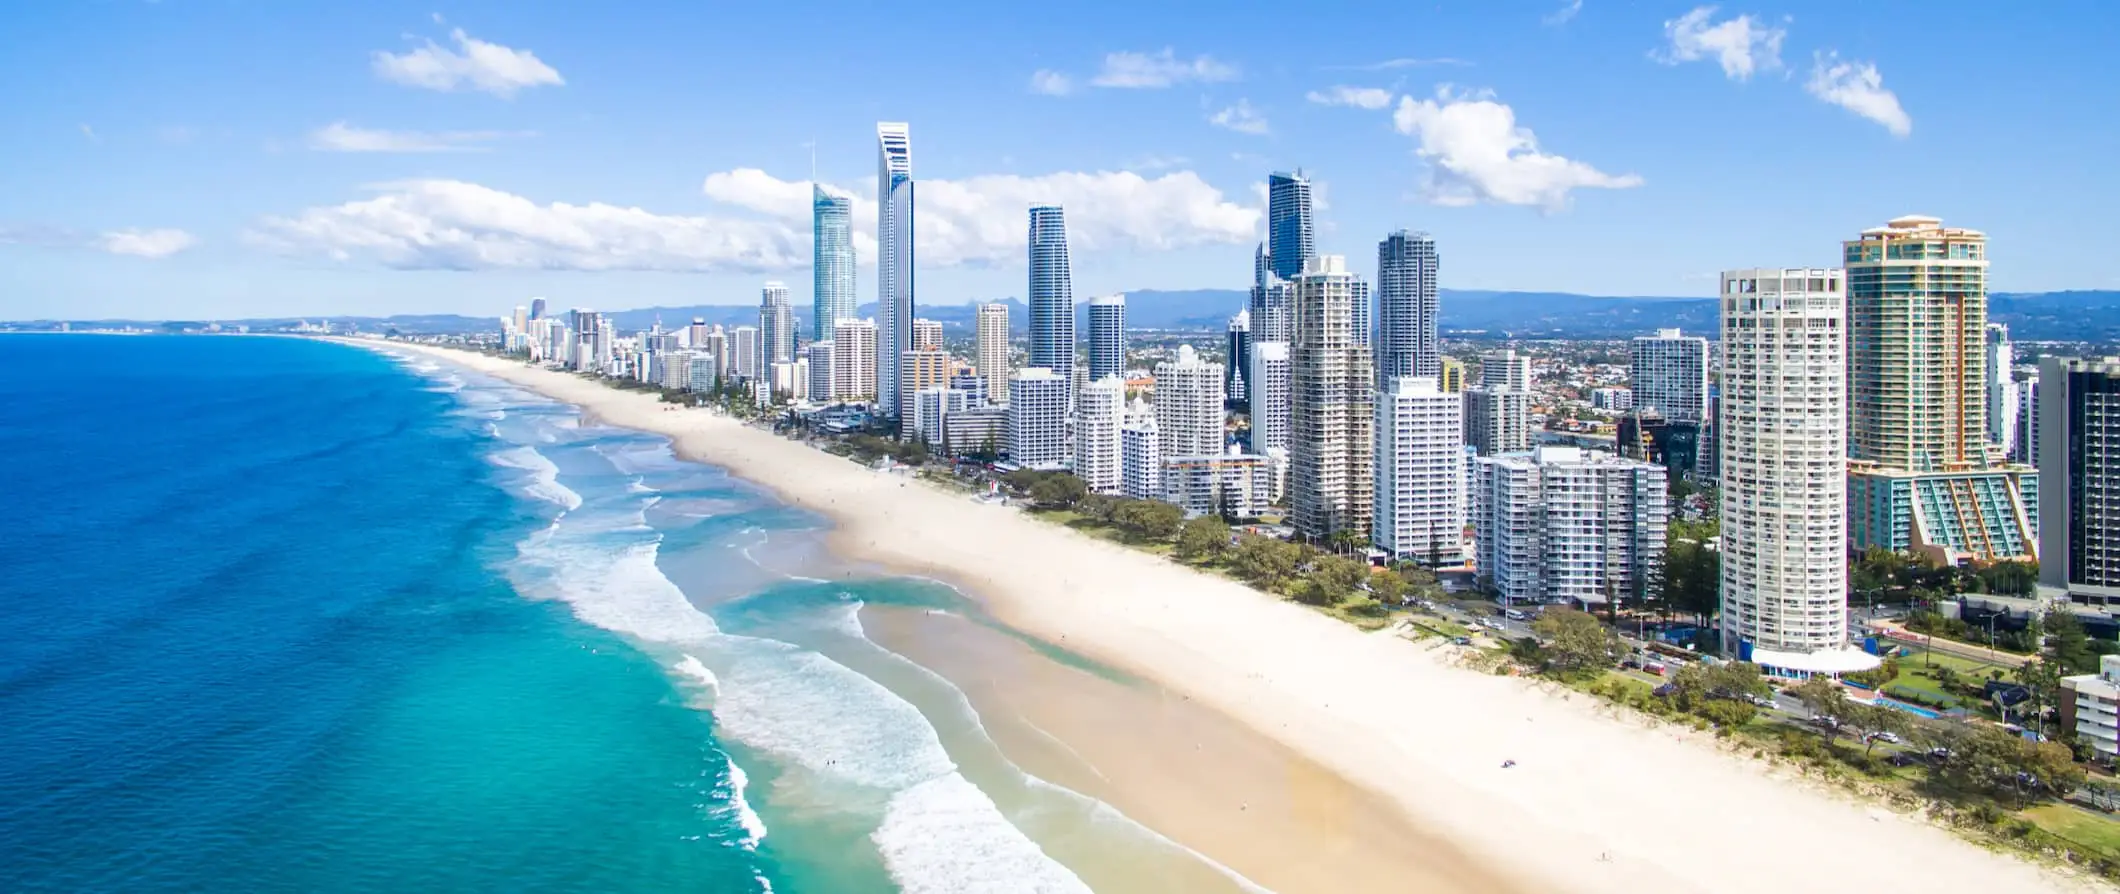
[1288,255,1374,543]
[1154,345,1226,458]
[2039,357,2120,607]
[831,319,877,402]
[806,341,835,402]
[1075,377,1126,495]
[1122,399,1161,500]
[1844,215,2036,564]
[1007,367,1070,470]
[1246,341,1291,457]
[1028,205,1076,403]
[731,326,761,381]
[759,282,796,369]
[977,303,1010,405]
[1629,328,1709,423]
[1719,268,1878,677]
[1473,446,1667,606]
[1162,449,1275,519]
[2062,655,2120,762]
[943,406,1008,458]
[1374,376,1466,565]
[1375,229,1441,385]
[912,386,968,448]
[899,349,950,437]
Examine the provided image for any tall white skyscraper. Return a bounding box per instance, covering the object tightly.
[1007,368,1070,470]
[1719,268,1875,673]
[1373,376,1464,565]
[1288,255,1375,542]
[1028,205,1075,400]
[1154,344,1226,458]
[1629,328,1710,422]
[1087,294,1126,383]
[1075,377,1127,494]
[876,122,914,418]
[1247,341,1291,457]
[759,282,795,369]
[913,318,944,352]
[831,319,878,401]
[1473,446,1667,605]
[731,326,761,380]
[1376,230,1440,384]
[812,186,856,340]
[977,303,1010,405]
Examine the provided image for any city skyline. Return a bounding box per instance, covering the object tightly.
[8,2,2117,321]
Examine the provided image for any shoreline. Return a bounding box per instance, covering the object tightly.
[368,340,2084,894]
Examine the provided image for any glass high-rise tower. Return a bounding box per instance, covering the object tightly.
[1267,171,1315,283]
[812,186,855,341]
[1376,229,1439,386]
[876,122,914,418]
[1087,294,1126,383]
[1027,204,1075,396]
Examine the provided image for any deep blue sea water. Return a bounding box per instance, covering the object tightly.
[0,336,1260,894]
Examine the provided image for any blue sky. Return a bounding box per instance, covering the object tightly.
[3,0,2116,320]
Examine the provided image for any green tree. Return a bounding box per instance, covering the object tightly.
[1078,493,1120,524]
[1175,517,1233,563]
[1114,500,1184,541]
[1840,702,1911,757]
[1368,570,1409,606]
[1231,534,1301,590]
[2045,610,2098,675]
[1790,676,1850,744]
[1531,608,1621,678]
[1028,474,1087,509]
[1661,524,1721,626]
[1308,556,1371,603]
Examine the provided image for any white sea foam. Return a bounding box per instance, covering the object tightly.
[672,654,719,696]
[872,774,1093,894]
[488,446,584,511]
[514,527,720,643]
[724,758,769,847]
[711,639,954,790]
[627,476,657,494]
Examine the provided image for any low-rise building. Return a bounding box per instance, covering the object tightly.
[2063,654,2120,762]
[1162,449,1275,519]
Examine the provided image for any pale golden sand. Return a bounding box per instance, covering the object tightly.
[374,341,2088,894]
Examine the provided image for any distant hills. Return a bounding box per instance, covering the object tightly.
[18,289,2120,343]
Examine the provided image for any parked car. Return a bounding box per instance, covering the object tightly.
[1644,662,1668,677]
[1867,731,1903,745]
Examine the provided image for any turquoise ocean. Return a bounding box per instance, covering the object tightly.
[0,335,1263,893]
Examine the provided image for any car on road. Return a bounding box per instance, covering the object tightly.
[1867,731,1903,745]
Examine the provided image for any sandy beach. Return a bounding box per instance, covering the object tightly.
[377,340,2087,893]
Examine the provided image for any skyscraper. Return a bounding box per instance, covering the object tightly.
[1373,376,1465,565]
[2039,357,2120,605]
[812,185,856,341]
[528,297,547,321]
[1087,294,1127,383]
[1629,328,1710,423]
[1247,340,1291,454]
[1121,399,1162,500]
[1481,349,1532,391]
[1376,230,1440,385]
[1226,310,1251,405]
[688,317,709,350]
[1288,255,1375,542]
[1267,171,1315,282]
[759,282,795,369]
[1986,323,2018,457]
[1153,344,1226,458]
[806,341,835,402]
[977,303,1010,405]
[1719,268,1876,674]
[876,122,914,419]
[1248,244,1292,344]
[731,326,761,381]
[1075,377,1127,495]
[1844,216,2036,563]
[1027,205,1075,398]
[1464,386,1531,455]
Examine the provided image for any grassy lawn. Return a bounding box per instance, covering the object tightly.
[1025,509,1176,556]
[2022,803,2120,862]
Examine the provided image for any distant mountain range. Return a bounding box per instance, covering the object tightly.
[19,289,2120,343]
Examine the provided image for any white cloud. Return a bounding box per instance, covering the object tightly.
[1330,57,1472,71]
[371,28,563,97]
[98,228,197,258]
[1089,48,1237,88]
[1390,87,1642,210]
[307,121,528,153]
[79,123,99,143]
[1805,52,1912,137]
[1655,6,1785,81]
[1208,99,1270,135]
[1544,0,1583,25]
[251,169,1260,273]
[1028,69,1073,96]
[1306,85,1394,110]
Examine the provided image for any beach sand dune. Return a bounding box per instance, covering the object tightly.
[380,342,2089,894]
